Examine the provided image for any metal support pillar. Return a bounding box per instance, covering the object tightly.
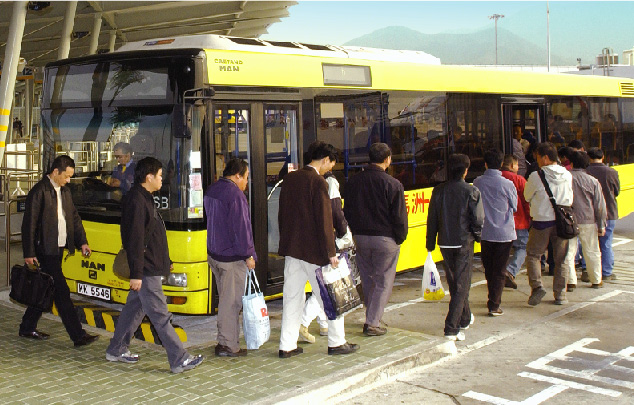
[109,31,117,52]
[25,78,33,141]
[0,2,28,165]
[58,1,78,60]
[89,12,102,54]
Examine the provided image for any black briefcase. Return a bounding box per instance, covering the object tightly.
[9,264,55,312]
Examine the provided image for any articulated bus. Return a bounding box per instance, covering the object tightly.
[41,35,634,315]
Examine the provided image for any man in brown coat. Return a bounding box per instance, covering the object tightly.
[278,141,359,358]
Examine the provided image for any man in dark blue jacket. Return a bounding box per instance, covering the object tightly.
[343,143,408,337]
[106,157,203,373]
[204,158,256,357]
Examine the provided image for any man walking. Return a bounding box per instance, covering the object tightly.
[586,147,620,281]
[501,155,531,289]
[278,142,358,357]
[106,157,203,373]
[473,150,517,317]
[20,155,99,346]
[564,151,606,291]
[343,143,408,336]
[427,154,483,341]
[524,143,573,306]
[205,158,256,357]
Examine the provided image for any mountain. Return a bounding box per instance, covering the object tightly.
[344,26,571,65]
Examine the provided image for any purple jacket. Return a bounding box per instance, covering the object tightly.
[204,178,257,262]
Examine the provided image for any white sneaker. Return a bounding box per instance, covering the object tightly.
[106,351,139,363]
[171,354,204,374]
[299,325,315,343]
[319,327,328,336]
[461,313,475,330]
[444,331,465,341]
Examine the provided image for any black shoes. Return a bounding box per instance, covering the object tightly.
[363,324,387,336]
[528,287,547,306]
[215,344,247,357]
[19,330,50,340]
[279,347,303,358]
[74,333,99,347]
[591,282,604,289]
[580,271,590,283]
[328,342,359,355]
[567,284,576,292]
[504,272,518,289]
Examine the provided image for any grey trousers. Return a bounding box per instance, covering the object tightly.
[354,235,400,327]
[209,257,248,352]
[106,276,188,369]
[526,226,569,300]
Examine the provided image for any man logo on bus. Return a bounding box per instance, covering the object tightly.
[81,260,106,271]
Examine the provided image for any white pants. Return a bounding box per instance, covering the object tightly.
[301,294,328,329]
[279,256,346,351]
[565,223,602,285]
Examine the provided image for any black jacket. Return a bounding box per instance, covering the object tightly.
[343,164,408,245]
[426,179,484,251]
[121,184,170,279]
[22,177,87,258]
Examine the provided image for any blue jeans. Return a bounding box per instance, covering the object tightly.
[599,220,616,276]
[506,229,529,277]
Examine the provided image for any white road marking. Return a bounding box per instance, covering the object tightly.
[519,372,622,397]
[463,384,569,405]
[612,237,632,247]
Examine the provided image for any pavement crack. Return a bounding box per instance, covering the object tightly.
[400,380,462,404]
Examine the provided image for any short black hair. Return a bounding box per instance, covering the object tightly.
[483,149,504,170]
[448,153,470,180]
[558,146,574,160]
[502,154,518,168]
[587,147,604,160]
[134,157,162,184]
[536,142,558,162]
[223,158,248,177]
[306,141,338,162]
[48,155,75,174]
[568,139,585,151]
[569,151,590,169]
[369,143,392,163]
[113,142,133,155]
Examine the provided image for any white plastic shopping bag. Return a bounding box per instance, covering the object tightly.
[242,269,270,349]
[422,253,445,301]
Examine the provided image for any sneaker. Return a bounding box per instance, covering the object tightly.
[528,287,547,306]
[170,354,204,374]
[444,331,465,341]
[279,347,303,359]
[461,313,475,330]
[488,308,504,317]
[591,282,604,289]
[106,351,139,363]
[319,327,328,336]
[504,273,518,289]
[299,325,315,343]
[580,271,590,283]
[554,298,568,305]
[566,284,576,292]
[603,274,617,281]
[328,342,359,355]
[363,324,387,336]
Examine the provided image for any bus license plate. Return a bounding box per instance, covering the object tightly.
[77,283,111,300]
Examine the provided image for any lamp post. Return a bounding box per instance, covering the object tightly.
[489,13,505,65]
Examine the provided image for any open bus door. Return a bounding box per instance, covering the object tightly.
[210,102,299,306]
[502,99,547,168]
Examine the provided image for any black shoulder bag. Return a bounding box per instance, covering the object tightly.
[537,170,579,239]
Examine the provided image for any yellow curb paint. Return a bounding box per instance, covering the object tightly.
[140,323,155,343]
[175,327,187,342]
[84,308,96,326]
[102,312,118,332]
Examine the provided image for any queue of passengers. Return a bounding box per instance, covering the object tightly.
[16,138,619,370]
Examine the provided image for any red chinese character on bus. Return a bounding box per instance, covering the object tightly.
[410,191,430,214]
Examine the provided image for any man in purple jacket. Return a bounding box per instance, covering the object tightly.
[205,158,257,357]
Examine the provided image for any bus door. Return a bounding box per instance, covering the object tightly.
[502,99,546,165]
[211,102,299,297]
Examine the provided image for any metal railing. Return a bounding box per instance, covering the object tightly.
[1,148,40,284]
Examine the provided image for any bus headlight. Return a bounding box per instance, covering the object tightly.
[162,273,187,287]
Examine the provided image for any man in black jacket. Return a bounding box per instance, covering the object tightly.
[426,154,484,341]
[343,143,408,336]
[105,157,203,373]
[20,155,99,346]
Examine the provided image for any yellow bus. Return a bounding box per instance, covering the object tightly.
[41,35,634,315]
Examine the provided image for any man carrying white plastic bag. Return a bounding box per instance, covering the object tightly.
[243,269,270,349]
[422,253,445,301]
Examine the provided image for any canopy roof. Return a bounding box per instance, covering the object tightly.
[0,1,296,67]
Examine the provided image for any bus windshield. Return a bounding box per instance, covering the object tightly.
[40,56,204,230]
